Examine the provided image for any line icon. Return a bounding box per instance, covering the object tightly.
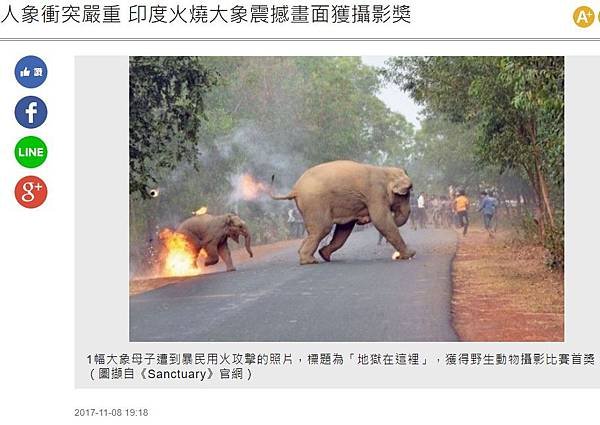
[15,136,48,168]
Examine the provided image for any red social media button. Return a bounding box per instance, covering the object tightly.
[15,175,48,208]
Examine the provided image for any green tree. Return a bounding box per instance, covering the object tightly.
[129,57,219,199]
[384,56,563,236]
[384,56,564,267]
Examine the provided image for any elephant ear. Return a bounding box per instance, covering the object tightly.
[224,214,241,243]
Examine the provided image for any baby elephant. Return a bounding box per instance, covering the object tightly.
[176,213,253,272]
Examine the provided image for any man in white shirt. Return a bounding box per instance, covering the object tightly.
[417,192,427,228]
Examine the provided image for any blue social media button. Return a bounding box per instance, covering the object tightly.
[15,56,48,88]
[15,96,47,128]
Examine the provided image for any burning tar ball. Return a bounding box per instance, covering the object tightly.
[148,188,160,198]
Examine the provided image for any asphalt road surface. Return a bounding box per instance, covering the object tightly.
[130,227,459,342]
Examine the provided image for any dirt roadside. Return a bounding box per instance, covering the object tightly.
[451,228,564,341]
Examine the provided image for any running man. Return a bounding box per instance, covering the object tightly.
[453,189,470,236]
[478,191,498,237]
[409,192,419,230]
[431,195,442,228]
[440,196,453,228]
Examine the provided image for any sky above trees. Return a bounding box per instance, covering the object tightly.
[361,56,421,128]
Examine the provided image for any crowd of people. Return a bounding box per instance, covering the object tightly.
[409,189,498,237]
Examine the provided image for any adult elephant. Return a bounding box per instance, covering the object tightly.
[271,160,415,265]
[176,213,253,272]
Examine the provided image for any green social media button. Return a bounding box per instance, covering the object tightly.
[15,136,47,168]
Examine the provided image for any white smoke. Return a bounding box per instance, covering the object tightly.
[212,123,305,206]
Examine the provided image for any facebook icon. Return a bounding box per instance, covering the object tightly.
[15,96,47,128]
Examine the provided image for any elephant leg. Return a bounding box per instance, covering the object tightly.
[203,242,220,267]
[318,221,356,262]
[217,241,235,272]
[370,205,415,259]
[298,217,332,265]
[294,200,331,265]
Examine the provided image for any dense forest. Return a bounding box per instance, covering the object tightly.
[130,56,564,275]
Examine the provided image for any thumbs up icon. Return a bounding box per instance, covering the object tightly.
[15,56,47,88]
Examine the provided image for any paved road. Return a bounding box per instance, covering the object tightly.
[130,227,459,342]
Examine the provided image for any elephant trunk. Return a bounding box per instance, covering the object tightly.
[393,196,411,227]
[242,226,253,258]
[394,209,410,227]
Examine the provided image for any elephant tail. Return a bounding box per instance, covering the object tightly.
[270,192,295,200]
[270,174,296,201]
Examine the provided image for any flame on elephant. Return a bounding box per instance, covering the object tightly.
[158,228,203,277]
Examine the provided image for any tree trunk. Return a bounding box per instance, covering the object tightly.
[522,161,545,240]
[527,120,555,230]
[534,153,555,229]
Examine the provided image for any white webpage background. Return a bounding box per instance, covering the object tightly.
[1,0,599,421]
